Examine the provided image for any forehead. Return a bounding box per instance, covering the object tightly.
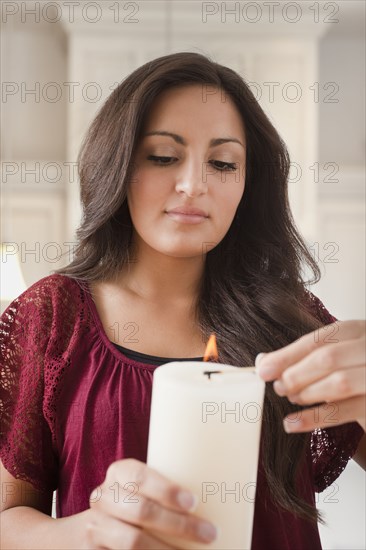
[142,84,246,141]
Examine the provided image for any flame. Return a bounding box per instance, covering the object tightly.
[203,334,218,362]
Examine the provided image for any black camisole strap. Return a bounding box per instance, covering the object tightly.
[113,342,204,367]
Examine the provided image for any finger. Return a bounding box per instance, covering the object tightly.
[286,365,366,406]
[86,514,173,550]
[273,338,366,396]
[105,459,198,513]
[282,396,365,433]
[92,484,217,544]
[257,320,365,381]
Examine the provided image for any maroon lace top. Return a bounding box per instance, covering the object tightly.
[0,274,364,549]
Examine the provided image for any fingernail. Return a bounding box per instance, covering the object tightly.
[288,394,299,404]
[176,490,198,511]
[284,415,302,432]
[255,352,266,367]
[273,380,286,396]
[198,521,218,542]
[283,421,293,433]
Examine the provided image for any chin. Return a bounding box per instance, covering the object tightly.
[155,243,206,258]
[164,249,204,259]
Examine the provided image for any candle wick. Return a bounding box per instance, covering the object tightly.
[203,370,222,380]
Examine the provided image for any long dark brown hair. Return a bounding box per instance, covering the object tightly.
[54,52,325,523]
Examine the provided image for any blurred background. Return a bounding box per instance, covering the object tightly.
[1,0,365,546]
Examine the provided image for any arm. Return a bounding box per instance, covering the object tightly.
[0,462,92,550]
[0,506,92,550]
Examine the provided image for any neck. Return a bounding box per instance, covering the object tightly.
[114,239,205,306]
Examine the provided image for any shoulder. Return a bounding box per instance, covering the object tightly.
[301,288,338,325]
[19,273,83,300]
[0,274,87,343]
[6,274,85,313]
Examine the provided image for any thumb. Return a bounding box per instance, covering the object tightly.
[255,352,267,367]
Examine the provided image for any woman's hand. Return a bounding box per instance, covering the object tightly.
[256,320,366,433]
[85,458,217,549]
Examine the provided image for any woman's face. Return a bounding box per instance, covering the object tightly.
[127,84,246,259]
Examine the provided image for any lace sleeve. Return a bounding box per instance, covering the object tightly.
[0,282,58,494]
[304,290,365,492]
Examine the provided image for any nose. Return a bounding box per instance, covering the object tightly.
[174,158,208,198]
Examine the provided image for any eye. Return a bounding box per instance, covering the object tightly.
[210,160,237,172]
[147,155,176,165]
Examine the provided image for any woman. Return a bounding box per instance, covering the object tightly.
[0,52,365,550]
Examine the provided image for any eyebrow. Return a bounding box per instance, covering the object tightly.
[143,130,245,149]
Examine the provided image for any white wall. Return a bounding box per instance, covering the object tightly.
[310,11,366,550]
[319,38,365,168]
[1,17,68,288]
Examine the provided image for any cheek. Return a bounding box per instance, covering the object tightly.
[215,182,244,222]
[128,172,166,212]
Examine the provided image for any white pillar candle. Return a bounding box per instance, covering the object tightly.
[146,361,265,550]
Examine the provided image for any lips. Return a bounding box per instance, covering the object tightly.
[165,206,209,225]
[166,207,208,217]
